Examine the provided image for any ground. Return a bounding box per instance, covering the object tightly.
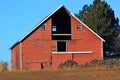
[0,69,120,80]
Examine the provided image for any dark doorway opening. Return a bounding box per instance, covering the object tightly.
[51,7,71,40]
[52,7,71,34]
[40,63,44,69]
[57,42,66,52]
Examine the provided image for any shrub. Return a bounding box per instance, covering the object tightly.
[83,58,120,69]
[58,60,78,68]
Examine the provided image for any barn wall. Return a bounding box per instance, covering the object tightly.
[11,43,20,70]
[11,8,103,70]
[21,18,52,70]
[69,16,102,64]
[51,15,102,68]
[52,54,72,68]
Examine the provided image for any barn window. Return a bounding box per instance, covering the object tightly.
[77,24,82,30]
[40,24,46,30]
[52,26,57,32]
[57,41,66,52]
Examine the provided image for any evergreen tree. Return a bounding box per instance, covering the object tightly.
[75,0,120,56]
[114,37,120,54]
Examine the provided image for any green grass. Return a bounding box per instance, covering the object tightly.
[0,69,120,80]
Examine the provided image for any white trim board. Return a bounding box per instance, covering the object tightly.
[52,51,93,54]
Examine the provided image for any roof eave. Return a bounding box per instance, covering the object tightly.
[71,13,105,42]
[10,5,66,49]
[18,4,65,42]
[9,41,19,49]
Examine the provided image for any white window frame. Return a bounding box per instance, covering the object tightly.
[77,23,82,30]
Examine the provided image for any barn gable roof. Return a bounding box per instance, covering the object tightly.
[10,5,105,49]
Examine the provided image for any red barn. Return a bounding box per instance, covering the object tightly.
[10,5,105,70]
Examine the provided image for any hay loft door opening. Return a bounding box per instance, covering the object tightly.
[52,7,71,40]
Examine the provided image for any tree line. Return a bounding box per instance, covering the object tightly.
[75,0,120,57]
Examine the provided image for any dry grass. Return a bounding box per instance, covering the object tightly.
[0,62,8,72]
[0,69,120,80]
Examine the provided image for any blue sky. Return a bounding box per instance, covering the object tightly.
[0,0,120,65]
